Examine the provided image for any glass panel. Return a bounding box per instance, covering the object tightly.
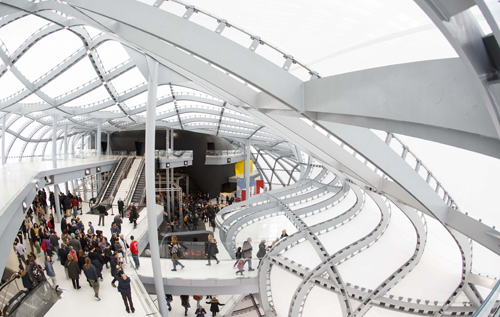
[0,70,26,101]
[124,90,148,108]
[20,93,45,104]
[15,29,82,82]
[63,86,111,108]
[40,57,97,98]
[0,15,49,54]
[110,67,146,94]
[95,40,131,72]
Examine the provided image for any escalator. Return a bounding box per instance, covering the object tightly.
[130,163,146,207]
[91,157,133,212]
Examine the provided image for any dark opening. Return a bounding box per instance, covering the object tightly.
[207,142,215,150]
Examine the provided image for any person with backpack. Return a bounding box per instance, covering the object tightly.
[129,203,139,229]
[169,235,185,271]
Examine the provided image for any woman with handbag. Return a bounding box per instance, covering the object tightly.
[204,234,220,266]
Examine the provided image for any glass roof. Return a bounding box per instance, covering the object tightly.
[0,2,499,315]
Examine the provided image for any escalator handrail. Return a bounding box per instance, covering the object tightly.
[105,157,135,205]
[96,157,125,205]
[96,156,126,204]
[125,157,145,206]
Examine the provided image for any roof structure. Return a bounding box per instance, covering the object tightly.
[1,0,500,316]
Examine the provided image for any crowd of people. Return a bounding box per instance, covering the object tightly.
[8,188,285,315]
[11,188,142,313]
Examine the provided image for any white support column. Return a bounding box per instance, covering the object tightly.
[170,130,174,210]
[245,140,251,198]
[166,168,170,218]
[54,184,61,223]
[107,132,111,155]
[81,134,84,152]
[64,124,68,161]
[144,58,169,317]
[52,115,57,169]
[97,119,102,162]
[166,129,169,153]
[1,115,6,165]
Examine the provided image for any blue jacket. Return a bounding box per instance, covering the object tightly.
[115,269,131,293]
[83,264,98,281]
[44,260,55,277]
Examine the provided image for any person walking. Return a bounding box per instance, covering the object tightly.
[169,236,185,271]
[242,237,254,271]
[130,236,140,269]
[236,259,245,275]
[257,239,267,268]
[204,234,220,266]
[119,234,129,264]
[14,241,27,266]
[116,266,135,313]
[82,258,101,301]
[110,252,120,288]
[65,254,81,289]
[233,246,242,268]
[180,295,190,316]
[165,294,173,311]
[44,256,57,290]
[206,297,225,317]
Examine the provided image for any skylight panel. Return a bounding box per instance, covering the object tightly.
[40,57,98,98]
[20,93,46,104]
[95,41,131,72]
[109,67,146,94]
[0,70,26,101]
[155,103,176,115]
[157,85,172,98]
[9,116,31,133]
[20,121,42,138]
[0,14,49,54]
[63,86,111,108]
[15,29,82,82]
[123,90,148,108]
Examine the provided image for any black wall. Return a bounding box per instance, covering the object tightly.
[110,130,236,197]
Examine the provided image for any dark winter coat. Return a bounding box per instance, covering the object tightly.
[256,242,266,259]
[204,241,218,257]
[206,299,225,313]
[65,259,80,279]
[83,264,98,281]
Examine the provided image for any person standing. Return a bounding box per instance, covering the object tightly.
[83,258,101,301]
[206,297,225,317]
[116,266,135,313]
[65,254,81,289]
[129,204,138,229]
[195,305,207,317]
[110,252,120,288]
[242,237,254,271]
[114,214,123,232]
[119,234,129,264]
[49,231,59,260]
[130,236,140,269]
[44,256,57,289]
[97,203,106,226]
[117,198,124,218]
[280,229,288,239]
[204,234,220,266]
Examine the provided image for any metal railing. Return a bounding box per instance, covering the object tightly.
[206,149,244,156]
[156,150,193,159]
[125,157,145,206]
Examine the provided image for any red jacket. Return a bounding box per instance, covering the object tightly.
[130,240,138,255]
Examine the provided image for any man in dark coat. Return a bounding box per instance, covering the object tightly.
[60,215,68,233]
[116,267,134,313]
[97,203,106,226]
[117,198,124,218]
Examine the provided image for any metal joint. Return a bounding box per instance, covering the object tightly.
[249,36,261,51]
[183,6,196,19]
[309,71,320,80]
[282,54,294,71]
[215,19,227,34]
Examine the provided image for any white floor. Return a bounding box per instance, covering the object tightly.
[4,198,254,317]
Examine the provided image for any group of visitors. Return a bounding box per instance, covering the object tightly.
[12,188,142,313]
[175,294,225,317]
